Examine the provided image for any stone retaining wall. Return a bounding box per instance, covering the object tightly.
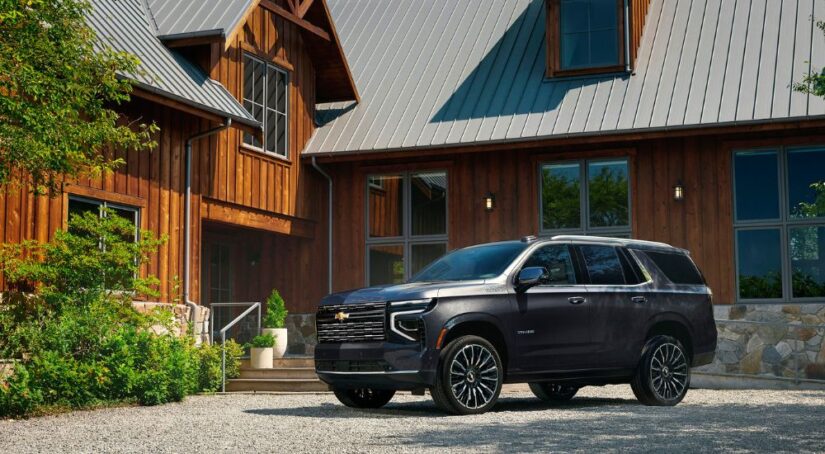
[285,313,316,355]
[695,304,825,385]
[132,302,211,345]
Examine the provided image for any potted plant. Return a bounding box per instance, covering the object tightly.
[262,289,289,358]
[247,334,275,369]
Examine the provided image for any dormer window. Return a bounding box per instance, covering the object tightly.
[546,0,628,77]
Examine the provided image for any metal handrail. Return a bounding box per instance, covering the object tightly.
[213,302,261,392]
[209,302,262,344]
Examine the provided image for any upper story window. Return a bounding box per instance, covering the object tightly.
[547,0,626,77]
[242,54,289,158]
[68,196,139,244]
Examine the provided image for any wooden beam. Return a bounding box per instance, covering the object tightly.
[295,0,314,19]
[201,197,316,239]
[260,0,330,41]
[162,35,223,48]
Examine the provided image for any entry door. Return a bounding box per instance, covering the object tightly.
[512,244,592,372]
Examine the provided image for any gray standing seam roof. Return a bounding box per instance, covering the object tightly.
[306,0,825,156]
[87,0,258,127]
[145,0,257,40]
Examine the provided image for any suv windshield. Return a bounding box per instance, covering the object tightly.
[410,242,528,282]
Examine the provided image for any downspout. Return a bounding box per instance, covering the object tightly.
[311,156,333,295]
[184,119,232,341]
[624,0,632,73]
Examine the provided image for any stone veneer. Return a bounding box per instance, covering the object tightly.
[285,313,317,356]
[132,302,211,345]
[694,304,825,386]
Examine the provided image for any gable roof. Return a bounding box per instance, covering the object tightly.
[145,0,258,41]
[144,0,359,103]
[88,0,258,127]
[306,0,825,157]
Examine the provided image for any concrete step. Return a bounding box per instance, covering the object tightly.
[225,378,330,393]
[239,356,315,369]
[238,367,318,380]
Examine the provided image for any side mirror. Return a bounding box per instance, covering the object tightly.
[516,267,547,292]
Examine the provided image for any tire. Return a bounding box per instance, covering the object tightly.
[432,335,504,415]
[333,388,395,409]
[631,335,691,406]
[529,383,579,402]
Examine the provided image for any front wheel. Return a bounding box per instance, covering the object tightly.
[333,388,395,409]
[529,383,579,402]
[631,335,691,406]
[431,335,503,415]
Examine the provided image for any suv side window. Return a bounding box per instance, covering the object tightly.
[643,250,705,285]
[578,245,625,285]
[523,244,577,285]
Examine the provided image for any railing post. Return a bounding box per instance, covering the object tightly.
[221,330,226,393]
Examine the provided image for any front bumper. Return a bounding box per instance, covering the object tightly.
[314,341,438,390]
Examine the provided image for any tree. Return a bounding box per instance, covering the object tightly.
[0,0,156,194]
[794,20,825,97]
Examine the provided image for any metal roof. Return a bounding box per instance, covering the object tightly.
[87,0,258,127]
[145,0,257,40]
[306,0,825,156]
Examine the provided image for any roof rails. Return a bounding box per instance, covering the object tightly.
[521,235,538,243]
[549,235,682,252]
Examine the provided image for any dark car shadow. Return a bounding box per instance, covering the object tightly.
[243,395,638,419]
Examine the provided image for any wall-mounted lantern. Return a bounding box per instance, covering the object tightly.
[673,180,685,201]
[483,192,496,211]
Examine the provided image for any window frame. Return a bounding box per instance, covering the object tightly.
[546,0,628,78]
[522,243,582,287]
[538,157,632,238]
[732,146,825,303]
[241,53,290,159]
[67,195,140,244]
[365,171,449,286]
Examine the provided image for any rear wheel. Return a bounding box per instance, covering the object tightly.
[631,335,690,406]
[529,383,579,402]
[431,335,503,415]
[333,388,395,409]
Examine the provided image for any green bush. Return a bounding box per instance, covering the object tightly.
[247,334,276,349]
[0,210,242,418]
[263,289,288,329]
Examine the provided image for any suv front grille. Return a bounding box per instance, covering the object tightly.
[316,302,386,343]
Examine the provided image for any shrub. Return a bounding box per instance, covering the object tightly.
[247,334,276,349]
[0,210,238,418]
[263,289,288,329]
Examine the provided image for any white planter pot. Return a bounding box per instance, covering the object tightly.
[250,347,274,369]
[263,328,288,359]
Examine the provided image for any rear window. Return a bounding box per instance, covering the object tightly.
[579,245,625,285]
[644,250,705,285]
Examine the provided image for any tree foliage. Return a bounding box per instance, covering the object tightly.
[794,20,825,97]
[0,0,157,193]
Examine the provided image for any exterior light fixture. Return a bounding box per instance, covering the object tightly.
[483,192,496,211]
[673,180,685,201]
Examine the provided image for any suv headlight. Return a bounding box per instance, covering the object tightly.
[388,299,433,342]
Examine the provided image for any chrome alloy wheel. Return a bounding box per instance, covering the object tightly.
[649,342,688,400]
[449,343,500,409]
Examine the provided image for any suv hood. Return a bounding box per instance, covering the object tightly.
[318,280,492,307]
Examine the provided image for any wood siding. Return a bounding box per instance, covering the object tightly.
[0,2,328,314]
[630,0,652,66]
[327,128,825,305]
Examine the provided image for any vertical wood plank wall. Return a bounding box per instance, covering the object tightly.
[327,130,825,305]
[630,0,652,65]
[0,3,327,313]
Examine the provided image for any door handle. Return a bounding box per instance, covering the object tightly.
[568,296,586,305]
[631,296,647,304]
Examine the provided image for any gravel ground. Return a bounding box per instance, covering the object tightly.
[2,386,824,453]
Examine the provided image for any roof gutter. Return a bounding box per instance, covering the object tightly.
[624,0,631,73]
[184,119,232,340]
[311,156,333,295]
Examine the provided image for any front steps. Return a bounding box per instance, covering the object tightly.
[225,356,330,393]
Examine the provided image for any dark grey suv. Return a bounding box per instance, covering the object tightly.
[314,235,717,414]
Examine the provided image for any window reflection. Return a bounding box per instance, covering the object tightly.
[737,229,782,299]
[790,226,825,298]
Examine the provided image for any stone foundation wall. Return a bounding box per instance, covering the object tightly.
[285,313,317,356]
[695,304,825,384]
[132,302,211,345]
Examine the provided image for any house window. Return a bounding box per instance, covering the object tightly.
[242,54,288,158]
[539,158,630,237]
[366,171,448,285]
[67,196,139,243]
[733,147,825,302]
[548,0,625,77]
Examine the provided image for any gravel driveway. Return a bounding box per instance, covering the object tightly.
[2,386,824,453]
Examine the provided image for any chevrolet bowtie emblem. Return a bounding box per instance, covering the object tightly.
[334,311,350,322]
